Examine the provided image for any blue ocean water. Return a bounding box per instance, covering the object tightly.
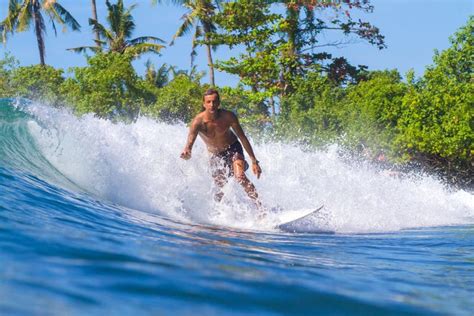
[1,99,473,315]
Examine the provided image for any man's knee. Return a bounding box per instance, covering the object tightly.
[212,171,228,187]
[234,172,248,183]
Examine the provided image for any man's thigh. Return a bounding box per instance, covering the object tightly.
[232,159,247,179]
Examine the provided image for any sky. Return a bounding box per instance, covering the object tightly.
[0,0,472,86]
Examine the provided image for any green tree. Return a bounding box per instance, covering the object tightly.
[212,0,385,102]
[144,60,171,88]
[1,0,80,65]
[62,52,156,118]
[276,1,384,85]
[340,70,406,155]
[212,0,280,91]
[211,0,283,122]
[0,53,18,98]
[143,73,203,122]
[9,64,66,106]
[69,0,164,59]
[395,17,473,170]
[220,86,270,135]
[275,71,344,144]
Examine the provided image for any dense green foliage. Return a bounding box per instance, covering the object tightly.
[275,17,473,183]
[143,74,203,123]
[0,53,17,98]
[210,0,384,99]
[394,18,473,175]
[340,70,406,155]
[10,64,66,107]
[62,53,155,118]
[275,72,344,144]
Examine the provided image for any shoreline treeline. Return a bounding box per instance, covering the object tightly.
[0,1,472,188]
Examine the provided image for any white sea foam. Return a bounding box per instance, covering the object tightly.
[25,102,474,233]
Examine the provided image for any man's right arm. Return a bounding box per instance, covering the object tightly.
[180,117,200,160]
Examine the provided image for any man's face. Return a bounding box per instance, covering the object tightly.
[203,94,220,114]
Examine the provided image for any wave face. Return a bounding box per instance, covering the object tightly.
[1,98,473,315]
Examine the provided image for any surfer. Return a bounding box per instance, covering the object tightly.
[180,88,262,208]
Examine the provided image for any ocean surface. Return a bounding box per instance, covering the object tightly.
[1,98,473,315]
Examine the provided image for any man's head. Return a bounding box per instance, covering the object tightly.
[202,88,220,112]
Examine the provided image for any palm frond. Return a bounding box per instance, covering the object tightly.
[42,3,59,37]
[122,5,137,39]
[51,3,81,31]
[93,39,107,47]
[42,0,56,10]
[67,46,101,54]
[129,36,165,45]
[17,1,33,32]
[157,63,170,74]
[49,14,58,36]
[1,0,21,33]
[106,0,120,37]
[151,0,186,6]
[193,24,203,43]
[170,13,195,45]
[124,42,164,58]
[126,3,138,12]
[213,0,223,12]
[145,58,153,70]
[154,63,170,87]
[89,18,113,42]
[190,25,202,68]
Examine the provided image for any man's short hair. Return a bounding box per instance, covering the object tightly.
[203,88,220,103]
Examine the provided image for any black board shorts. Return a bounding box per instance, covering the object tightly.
[210,140,249,176]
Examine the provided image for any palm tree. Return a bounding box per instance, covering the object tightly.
[90,0,101,49]
[145,60,170,88]
[69,0,164,59]
[166,0,219,86]
[1,0,80,66]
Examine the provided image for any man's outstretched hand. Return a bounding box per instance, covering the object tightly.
[180,149,192,160]
[252,161,262,179]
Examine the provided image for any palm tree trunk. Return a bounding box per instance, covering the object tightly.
[286,7,298,56]
[283,4,299,95]
[91,0,101,48]
[32,1,46,66]
[200,4,216,86]
[205,42,215,87]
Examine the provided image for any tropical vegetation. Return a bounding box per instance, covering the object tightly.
[168,0,219,86]
[0,1,472,187]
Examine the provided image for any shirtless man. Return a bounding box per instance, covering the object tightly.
[180,89,262,207]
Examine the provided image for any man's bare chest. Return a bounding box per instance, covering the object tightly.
[200,120,230,138]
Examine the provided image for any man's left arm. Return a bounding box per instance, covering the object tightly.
[229,113,262,178]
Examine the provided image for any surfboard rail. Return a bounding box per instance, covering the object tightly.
[276,205,333,233]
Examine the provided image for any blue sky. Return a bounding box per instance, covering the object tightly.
[0,0,472,86]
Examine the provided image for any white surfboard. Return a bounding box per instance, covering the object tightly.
[276,205,333,233]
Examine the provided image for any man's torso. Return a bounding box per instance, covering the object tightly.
[197,110,237,154]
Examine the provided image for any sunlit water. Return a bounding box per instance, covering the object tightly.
[1,99,473,315]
